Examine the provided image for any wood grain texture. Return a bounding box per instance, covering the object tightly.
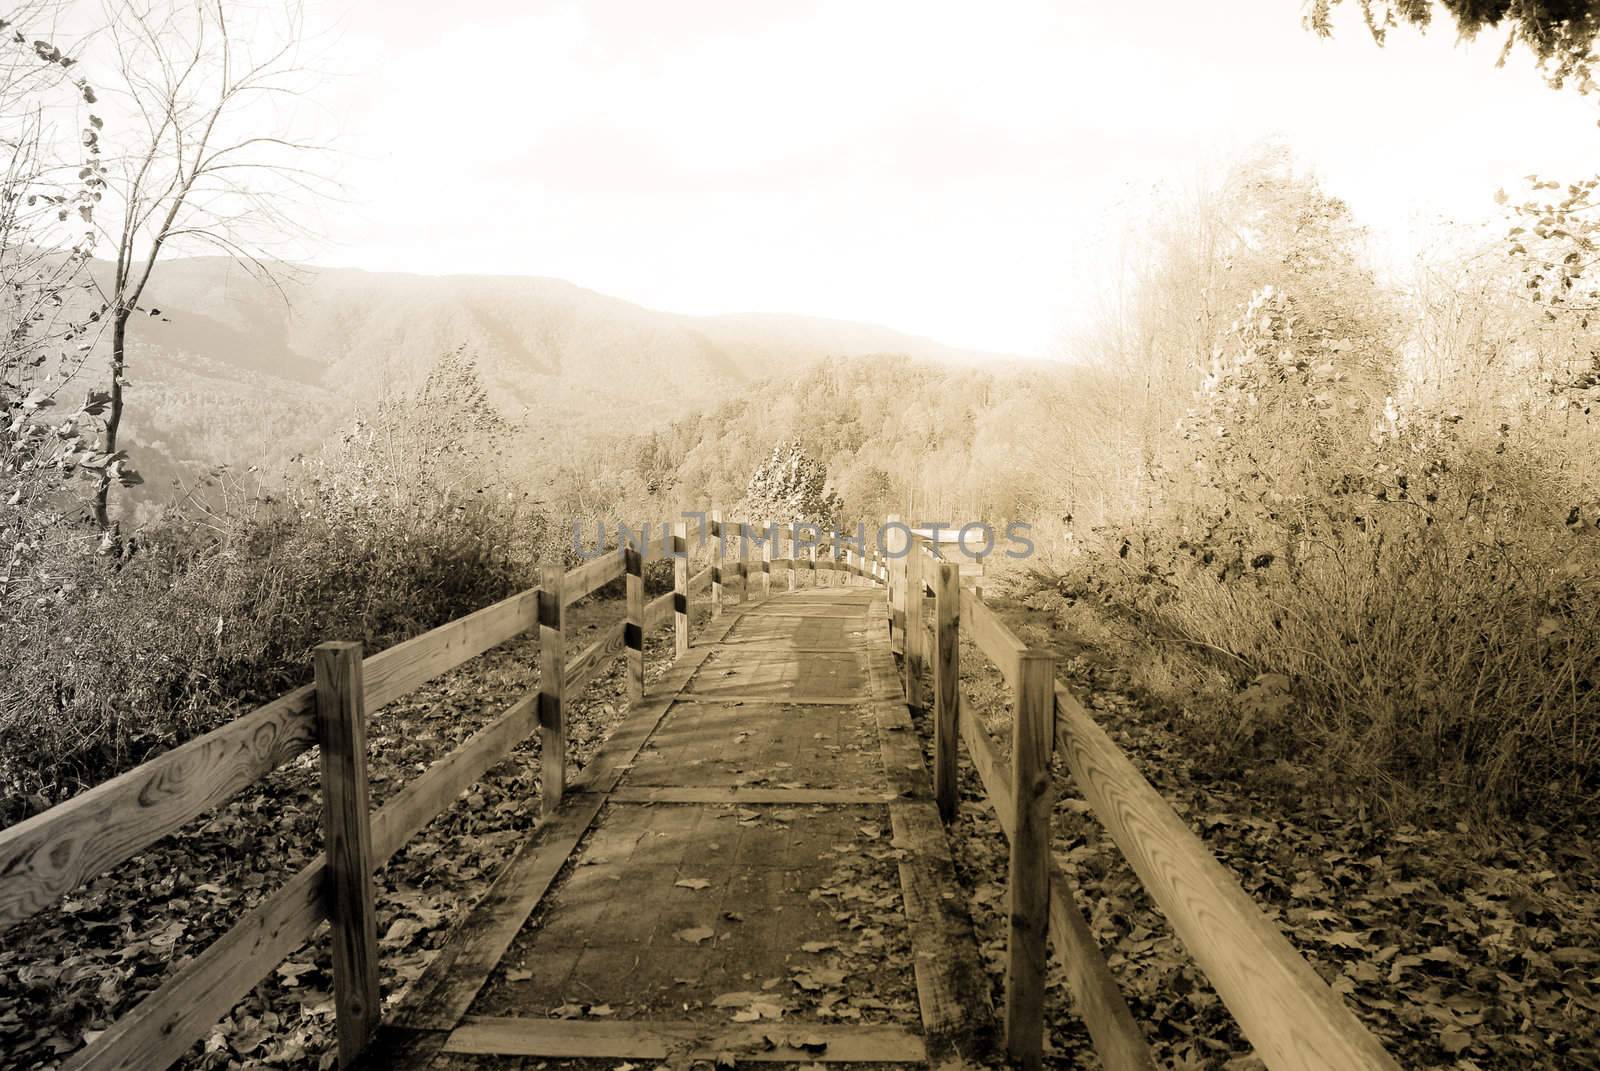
[369,691,539,863]
[61,858,326,1071]
[538,566,566,816]
[886,513,905,656]
[933,561,960,824]
[958,699,1155,1071]
[364,587,539,710]
[314,642,381,1067]
[761,535,772,596]
[1005,652,1054,1071]
[863,624,993,1054]
[564,619,627,698]
[644,588,674,631]
[673,522,690,656]
[0,683,316,930]
[626,547,645,705]
[62,683,545,1071]
[1051,682,1400,1070]
[55,574,739,1071]
[562,549,625,607]
[892,802,998,1057]
[960,588,1025,689]
[905,543,925,713]
[2,585,543,931]
[710,507,724,614]
[605,786,894,804]
[443,1018,926,1063]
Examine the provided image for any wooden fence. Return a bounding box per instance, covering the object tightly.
[0,511,1399,1071]
[0,515,873,1071]
[878,532,1400,1071]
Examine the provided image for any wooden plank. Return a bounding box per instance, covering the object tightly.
[0,683,316,930]
[365,587,539,710]
[1,582,544,931]
[960,588,1026,689]
[563,549,626,607]
[674,694,872,707]
[711,507,724,614]
[315,642,381,1067]
[62,858,326,1071]
[604,786,895,805]
[958,699,1156,1071]
[394,611,745,1032]
[645,587,674,631]
[539,566,566,815]
[711,643,865,654]
[674,522,690,656]
[906,542,926,713]
[886,513,905,656]
[65,676,554,1071]
[1005,651,1054,1071]
[864,633,992,1054]
[1051,683,1400,1070]
[933,561,960,824]
[564,619,627,697]
[740,611,866,620]
[371,692,537,861]
[443,1017,927,1063]
[891,803,997,1057]
[626,546,644,704]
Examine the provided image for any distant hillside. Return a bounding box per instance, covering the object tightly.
[86,257,1022,501]
[608,353,1097,524]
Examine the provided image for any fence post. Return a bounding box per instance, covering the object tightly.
[710,507,724,616]
[1006,649,1055,1071]
[808,538,818,585]
[886,513,904,657]
[761,528,772,597]
[673,521,689,657]
[906,537,926,713]
[625,545,644,704]
[786,527,796,591]
[933,561,960,824]
[736,523,749,604]
[314,641,380,1067]
[539,565,566,815]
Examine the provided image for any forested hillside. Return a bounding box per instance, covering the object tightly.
[96,258,1014,508]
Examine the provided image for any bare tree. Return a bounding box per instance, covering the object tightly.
[89,0,325,529]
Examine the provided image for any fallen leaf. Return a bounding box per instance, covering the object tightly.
[674,926,715,944]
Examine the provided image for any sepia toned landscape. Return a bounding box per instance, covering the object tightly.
[2,2,1598,1070]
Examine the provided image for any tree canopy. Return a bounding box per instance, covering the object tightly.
[1307,0,1599,93]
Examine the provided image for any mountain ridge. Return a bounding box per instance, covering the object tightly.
[77,256,1024,506]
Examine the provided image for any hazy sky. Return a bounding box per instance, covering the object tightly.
[296,0,1597,357]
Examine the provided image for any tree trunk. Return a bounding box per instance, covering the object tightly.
[91,307,129,530]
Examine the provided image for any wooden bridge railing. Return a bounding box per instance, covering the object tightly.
[0,514,845,1071]
[0,509,1397,1071]
[872,531,1400,1071]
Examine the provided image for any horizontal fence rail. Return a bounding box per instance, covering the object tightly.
[886,534,1398,1071]
[1,516,774,1071]
[2,509,1395,1071]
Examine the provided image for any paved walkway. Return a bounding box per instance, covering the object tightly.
[375,583,991,1069]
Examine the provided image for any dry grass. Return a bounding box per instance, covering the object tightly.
[1017,497,1600,821]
